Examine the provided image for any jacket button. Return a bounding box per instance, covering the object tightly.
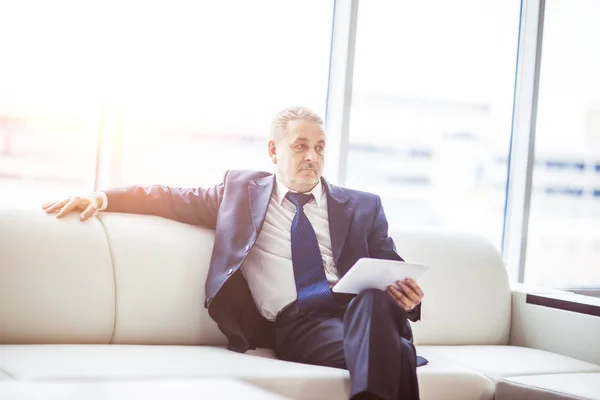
[244,245,250,252]
[227,268,233,275]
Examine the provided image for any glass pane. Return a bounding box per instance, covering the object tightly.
[348,0,521,248]
[107,1,334,187]
[527,0,600,288]
[0,2,101,207]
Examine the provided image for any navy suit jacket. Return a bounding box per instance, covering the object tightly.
[105,170,421,352]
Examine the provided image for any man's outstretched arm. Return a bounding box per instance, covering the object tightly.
[43,171,228,228]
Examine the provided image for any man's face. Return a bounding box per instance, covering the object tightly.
[269,119,325,193]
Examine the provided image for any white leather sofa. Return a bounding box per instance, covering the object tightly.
[1,209,600,399]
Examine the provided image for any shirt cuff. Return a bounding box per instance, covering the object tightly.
[95,192,108,211]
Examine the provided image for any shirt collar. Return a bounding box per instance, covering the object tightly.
[274,176,324,207]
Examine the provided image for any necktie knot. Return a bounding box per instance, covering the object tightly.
[286,192,314,209]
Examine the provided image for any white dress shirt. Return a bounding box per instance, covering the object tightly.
[97,192,109,211]
[100,177,340,321]
[241,177,339,321]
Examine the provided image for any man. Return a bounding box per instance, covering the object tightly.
[43,106,426,400]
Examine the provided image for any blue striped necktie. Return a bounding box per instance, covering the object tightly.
[286,192,335,312]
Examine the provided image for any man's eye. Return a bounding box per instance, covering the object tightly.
[316,146,324,153]
[295,144,307,151]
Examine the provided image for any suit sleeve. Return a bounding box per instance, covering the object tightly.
[367,195,421,322]
[102,171,228,228]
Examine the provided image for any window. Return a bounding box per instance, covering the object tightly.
[106,1,334,188]
[526,0,600,288]
[348,0,521,248]
[6,0,596,295]
[0,2,101,207]
[0,1,334,204]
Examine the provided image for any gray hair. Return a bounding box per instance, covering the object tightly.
[269,106,324,142]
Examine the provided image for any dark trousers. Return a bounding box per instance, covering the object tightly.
[275,289,420,400]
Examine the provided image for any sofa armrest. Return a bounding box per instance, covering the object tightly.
[510,283,600,365]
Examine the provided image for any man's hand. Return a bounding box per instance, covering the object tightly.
[42,194,104,221]
[386,278,424,312]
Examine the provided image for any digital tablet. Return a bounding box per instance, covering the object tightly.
[332,258,429,294]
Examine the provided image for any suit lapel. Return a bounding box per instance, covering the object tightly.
[248,175,354,267]
[248,175,275,233]
[323,178,354,269]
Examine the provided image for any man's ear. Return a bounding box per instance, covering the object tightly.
[268,140,277,164]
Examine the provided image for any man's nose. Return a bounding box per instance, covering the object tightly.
[305,149,317,161]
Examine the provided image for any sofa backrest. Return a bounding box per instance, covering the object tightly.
[0,210,226,346]
[0,209,511,346]
[391,228,511,345]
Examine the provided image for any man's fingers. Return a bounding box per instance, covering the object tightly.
[386,286,400,301]
[44,199,69,214]
[44,195,98,220]
[387,286,413,310]
[79,204,97,221]
[41,201,56,210]
[396,280,421,304]
[405,279,424,298]
[55,198,79,218]
[385,287,399,304]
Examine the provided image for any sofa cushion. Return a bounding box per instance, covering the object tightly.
[416,356,495,400]
[496,373,600,400]
[391,229,512,346]
[418,345,600,381]
[97,213,227,346]
[0,210,115,344]
[0,345,495,400]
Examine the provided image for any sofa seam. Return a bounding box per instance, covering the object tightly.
[0,367,16,380]
[96,214,118,344]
